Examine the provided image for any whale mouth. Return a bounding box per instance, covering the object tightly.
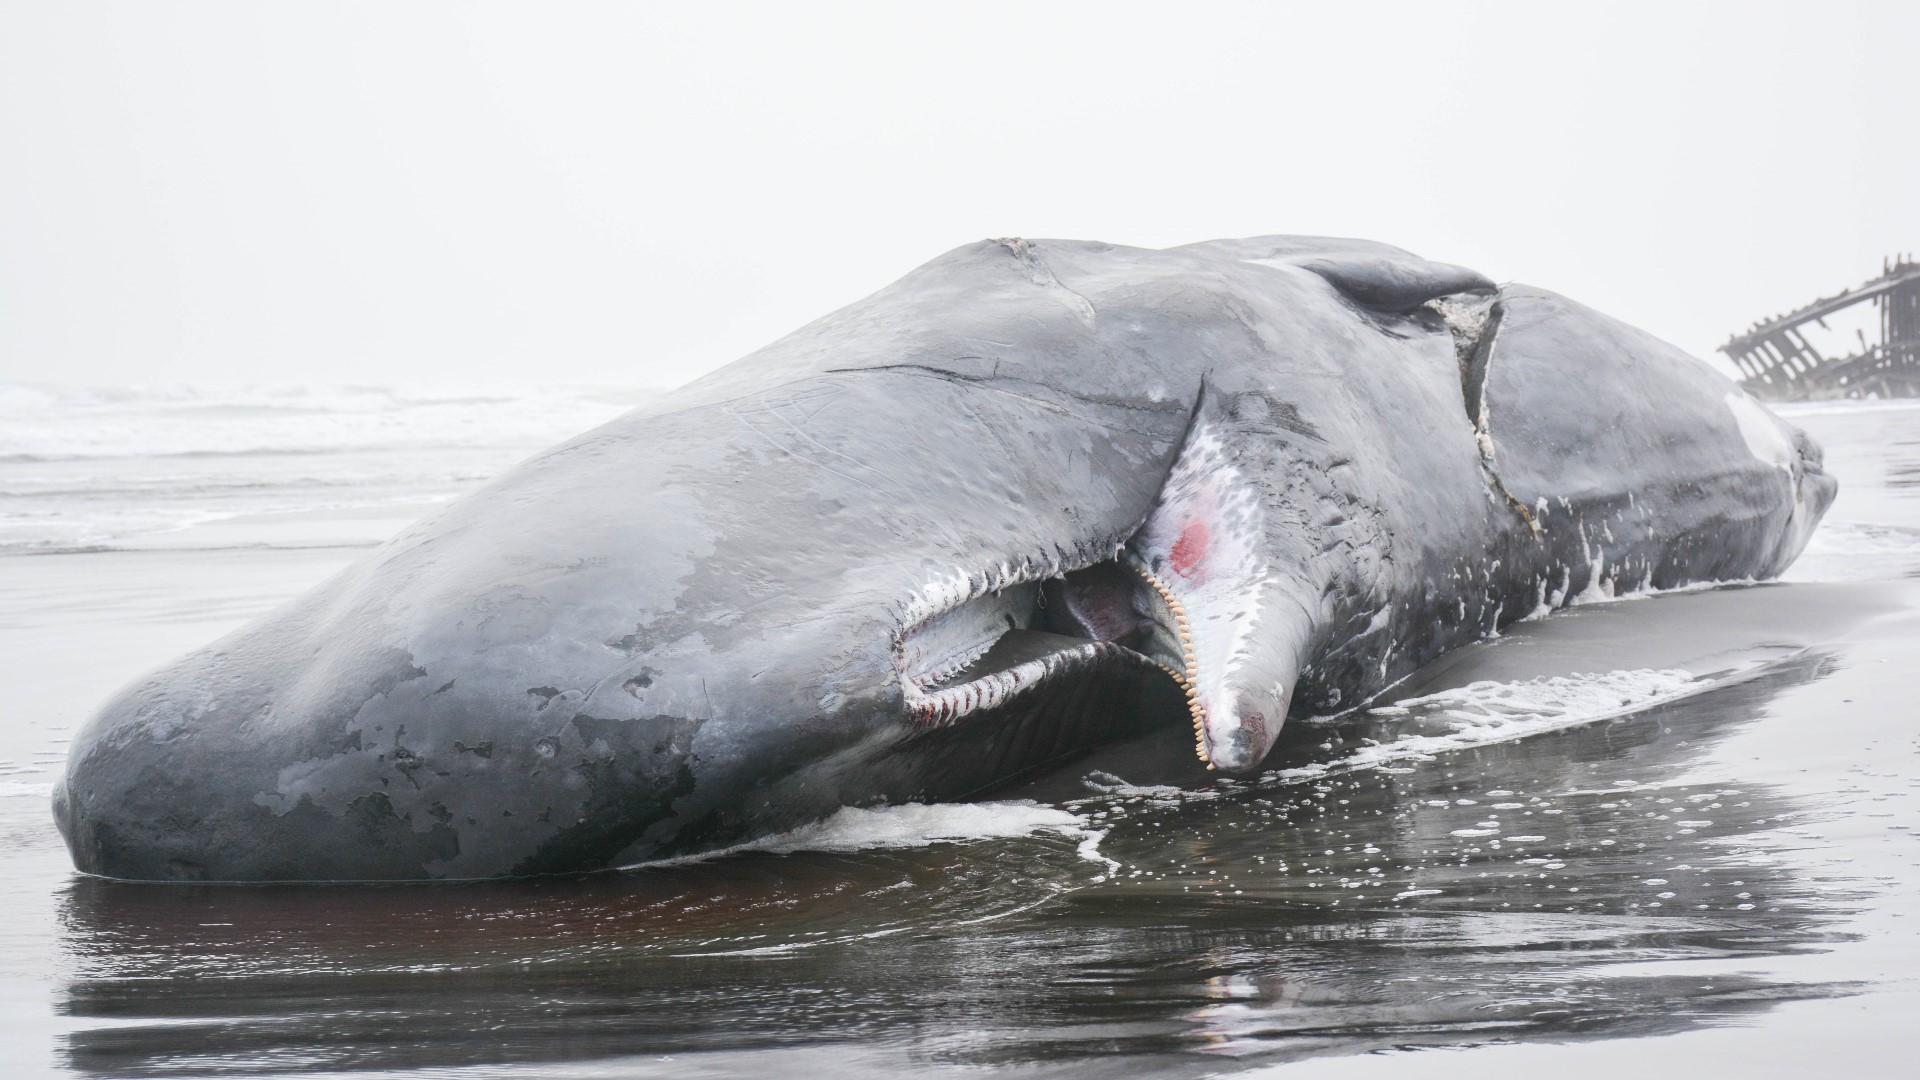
[898,560,1160,708]
[891,392,1297,774]
[892,550,1224,767]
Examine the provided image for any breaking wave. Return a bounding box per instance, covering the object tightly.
[0,382,648,460]
[0,382,647,552]
[1799,520,1920,557]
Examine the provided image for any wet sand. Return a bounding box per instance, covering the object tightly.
[4,403,1919,1077]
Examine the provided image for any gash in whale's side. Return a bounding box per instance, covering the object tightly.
[54,236,1835,881]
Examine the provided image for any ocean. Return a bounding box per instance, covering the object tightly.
[0,383,652,555]
[2,386,1917,1077]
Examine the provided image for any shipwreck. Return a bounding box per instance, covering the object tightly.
[1722,256,1920,401]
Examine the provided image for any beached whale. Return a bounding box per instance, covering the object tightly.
[54,236,1835,881]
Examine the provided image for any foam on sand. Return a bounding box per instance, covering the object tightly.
[630,799,1117,871]
[757,800,1091,854]
[1270,668,1706,783]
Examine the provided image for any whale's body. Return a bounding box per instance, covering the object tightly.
[55,236,1834,881]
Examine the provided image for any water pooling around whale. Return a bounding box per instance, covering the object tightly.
[52,235,1834,881]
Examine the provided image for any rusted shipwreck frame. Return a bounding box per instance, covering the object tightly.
[1721,256,1920,401]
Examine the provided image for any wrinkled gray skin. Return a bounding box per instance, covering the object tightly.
[55,236,1835,881]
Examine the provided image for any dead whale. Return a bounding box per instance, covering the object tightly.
[53,235,1835,881]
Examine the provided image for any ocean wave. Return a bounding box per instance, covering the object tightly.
[0,486,461,553]
[1774,398,1920,418]
[0,539,388,558]
[2,447,500,464]
[0,381,654,412]
[0,381,647,460]
[0,383,649,550]
[1799,519,1920,556]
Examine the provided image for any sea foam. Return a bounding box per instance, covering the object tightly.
[1268,668,1705,784]
[628,800,1114,871]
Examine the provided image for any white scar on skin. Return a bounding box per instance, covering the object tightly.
[1725,391,1796,471]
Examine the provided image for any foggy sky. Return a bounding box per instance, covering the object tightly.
[2,1,1915,388]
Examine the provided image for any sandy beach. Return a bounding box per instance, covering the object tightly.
[2,396,1918,1076]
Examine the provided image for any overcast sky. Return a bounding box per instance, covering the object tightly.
[2,1,1914,388]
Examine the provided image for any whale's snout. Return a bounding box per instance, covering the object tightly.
[53,540,905,883]
[51,601,780,881]
[54,643,507,882]
[55,654,279,881]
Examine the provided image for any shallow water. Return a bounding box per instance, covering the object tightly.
[4,394,1920,1076]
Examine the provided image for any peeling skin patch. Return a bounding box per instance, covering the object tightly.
[994,237,1097,324]
[1457,301,1540,537]
[1726,391,1797,471]
[1427,292,1496,393]
[1724,390,1827,575]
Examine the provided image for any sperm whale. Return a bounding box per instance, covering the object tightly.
[54,235,1834,880]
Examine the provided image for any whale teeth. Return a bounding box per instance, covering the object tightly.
[1131,561,1213,768]
[898,541,1215,735]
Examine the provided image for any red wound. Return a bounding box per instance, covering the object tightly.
[1170,520,1210,580]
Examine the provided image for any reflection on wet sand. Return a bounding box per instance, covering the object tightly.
[57,644,1858,1077]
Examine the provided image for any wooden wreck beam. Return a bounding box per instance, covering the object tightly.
[1720,262,1920,359]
